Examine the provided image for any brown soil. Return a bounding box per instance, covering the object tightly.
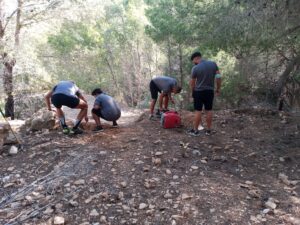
[0,109,299,225]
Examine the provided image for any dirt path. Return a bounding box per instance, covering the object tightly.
[0,109,299,225]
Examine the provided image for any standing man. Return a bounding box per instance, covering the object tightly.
[149,76,182,119]
[91,88,121,132]
[45,81,88,134]
[188,52,221,136]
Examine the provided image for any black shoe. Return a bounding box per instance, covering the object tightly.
[187,129,201,137]
[70,127,84,135]
[205,129,212,136]
[112,121,118,128]
[155,109,161,118]
[93,126,104,132]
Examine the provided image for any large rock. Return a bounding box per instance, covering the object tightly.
[15,94,46,119]
[26,108,56,131]
[3,120,25,144]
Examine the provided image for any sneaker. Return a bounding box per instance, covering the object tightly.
[187,129,201,137]
[112,122,118,128]
[62,127,70,135]
[198,124,205,131]
[205,129,212,136]
[93,126,104,132]
[70,127,84,135]
[161,109,169,113]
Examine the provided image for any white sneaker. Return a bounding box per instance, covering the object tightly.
[198,125,204,131]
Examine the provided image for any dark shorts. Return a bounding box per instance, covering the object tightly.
[92,108,103,118]
[150,80,161,100]
[193,90,214,111]
[51,94,79,109]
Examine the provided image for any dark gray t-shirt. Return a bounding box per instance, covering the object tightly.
[152,76,177,94]
[52,81,81,97]
[94,93,121,121]
[191,60,219,91]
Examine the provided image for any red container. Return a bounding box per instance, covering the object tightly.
[161,111,181,129]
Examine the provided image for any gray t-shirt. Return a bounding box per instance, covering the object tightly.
[191,60,219,91]
[52,81,81,97]
[152,76,177,94]
[94,93,121,121]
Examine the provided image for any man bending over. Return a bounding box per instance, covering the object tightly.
[91,88,121,132]
[45,80,88,134]
[149,76,182,119]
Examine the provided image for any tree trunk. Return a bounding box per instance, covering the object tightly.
[14,0,22,47]
[1,0,22,119]
[167,38,172,75]
[178,44,184,109]
[104,56,119,92]
[275,54,300,100]
[3,55,15,119]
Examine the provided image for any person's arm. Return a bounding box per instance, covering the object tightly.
[78,92,89,121]
[168,92,175,104]
[45,91,53,111]
[78,92,87,103]
[190,66,197,93]
[190,78,196,91]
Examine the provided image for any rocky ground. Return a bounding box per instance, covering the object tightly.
[0,108,299,225]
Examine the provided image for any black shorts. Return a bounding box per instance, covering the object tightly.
[92,108,103,118]
[150,80,161,100]
[51,94,80,109]
[193,90,214,111]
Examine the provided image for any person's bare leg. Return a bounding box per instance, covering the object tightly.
[158,94,164,111]
[56,108,64,118]
[163,96,169,110]
[193,111,202,130]
[92,112,101,126]
[56,108,67,128]
[206,110,213,130]
[73,100,88,129]
[150,99,156,115]
[76,100,88,121]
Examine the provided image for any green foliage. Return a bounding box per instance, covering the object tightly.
[40,0,163,106]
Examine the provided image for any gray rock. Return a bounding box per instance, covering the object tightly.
[265,200,277,209]
[9,145,18,155]
[28,109,56,131]
[90,209,99,217]
[139,203,148,210]
[54,216,65,225]
[192,150,201,156]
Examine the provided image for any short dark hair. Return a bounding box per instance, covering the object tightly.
[190,52,202,61]
[91,88,103,96]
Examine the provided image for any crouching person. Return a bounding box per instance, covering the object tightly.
[45,80,88,135]
[91,88,121,132]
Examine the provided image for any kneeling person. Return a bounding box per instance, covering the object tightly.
[91,88,121,132]
[45,80,88,135]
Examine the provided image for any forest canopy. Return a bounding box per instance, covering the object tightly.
[0,0,300,117]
